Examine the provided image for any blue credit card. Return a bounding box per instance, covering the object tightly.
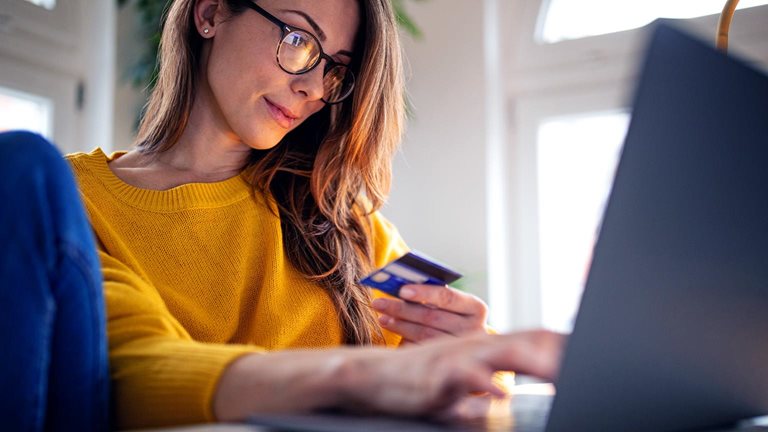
[360,251,463,298]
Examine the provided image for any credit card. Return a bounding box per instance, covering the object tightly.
[360,251,462,298]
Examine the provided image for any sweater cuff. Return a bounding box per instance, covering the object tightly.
[112,340,262,428]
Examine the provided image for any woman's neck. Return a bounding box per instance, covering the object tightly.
[154,89,253,181]
[109,85,255,190]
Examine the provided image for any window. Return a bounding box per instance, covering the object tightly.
[536,111,629,332]
[23,0,56,10]
[0,86,53,139]
[539,0,768,43]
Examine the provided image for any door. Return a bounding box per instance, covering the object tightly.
[0,0,115,154]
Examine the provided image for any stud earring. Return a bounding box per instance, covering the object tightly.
[203,28,210,35]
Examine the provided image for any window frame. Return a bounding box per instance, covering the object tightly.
[490,1,768,331]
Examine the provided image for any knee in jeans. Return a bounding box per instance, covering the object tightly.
[0,131,67,175]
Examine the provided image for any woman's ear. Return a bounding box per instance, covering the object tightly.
[194,0,222,38]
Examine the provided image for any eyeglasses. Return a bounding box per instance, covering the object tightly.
[244,1,356,104]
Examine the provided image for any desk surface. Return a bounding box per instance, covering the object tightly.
[135,414,768,432]
[133,386,768,432]
[136,421,768,432]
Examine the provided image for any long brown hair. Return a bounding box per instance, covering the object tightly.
[135,0,406,345]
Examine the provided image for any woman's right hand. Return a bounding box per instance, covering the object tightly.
[337,330,566,416]
[214,329,566,421]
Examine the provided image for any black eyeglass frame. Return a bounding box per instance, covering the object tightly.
[244,1,356,104]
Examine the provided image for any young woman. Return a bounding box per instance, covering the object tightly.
[1,0,563,429]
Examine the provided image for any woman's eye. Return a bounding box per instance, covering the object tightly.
[287,33,308,47]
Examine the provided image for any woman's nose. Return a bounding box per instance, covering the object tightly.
[292,62,326,101]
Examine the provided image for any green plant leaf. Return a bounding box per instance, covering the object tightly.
[392,0,423,39]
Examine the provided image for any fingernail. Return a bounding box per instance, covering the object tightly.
[379,315,392,326]
[371,298,386,310]
[399,287,415,299]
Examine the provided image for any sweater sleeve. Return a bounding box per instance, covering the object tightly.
[367,210,410,270]
[99,249,261,429]
[361,211,409,347]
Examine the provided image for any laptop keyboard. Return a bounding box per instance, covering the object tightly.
[247,395,553,432]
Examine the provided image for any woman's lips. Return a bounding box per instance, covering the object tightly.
[264,98,297,129]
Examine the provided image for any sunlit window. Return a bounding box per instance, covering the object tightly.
[536,111,629,332]
[539,0,768,43]
[0,87,53,139]
[23,0,56,10]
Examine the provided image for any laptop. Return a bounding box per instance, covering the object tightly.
[248,22,768,432]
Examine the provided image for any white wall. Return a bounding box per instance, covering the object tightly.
[383,0,490,302]
[82,0,116,153]
[113,0,146,151]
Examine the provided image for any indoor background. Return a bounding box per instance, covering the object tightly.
[2,0,767,332]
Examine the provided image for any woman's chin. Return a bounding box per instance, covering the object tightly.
[241,131,284,151]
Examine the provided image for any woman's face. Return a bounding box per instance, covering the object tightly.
[202,0,361,150]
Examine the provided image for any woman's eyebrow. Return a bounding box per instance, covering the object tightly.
[283,9,327,40]
[283,9,353,58]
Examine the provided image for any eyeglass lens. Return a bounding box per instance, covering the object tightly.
[277,30,354,103]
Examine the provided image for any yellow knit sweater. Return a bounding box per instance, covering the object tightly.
[66,148,407,429]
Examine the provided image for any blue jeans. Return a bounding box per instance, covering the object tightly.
[0,131,109,431]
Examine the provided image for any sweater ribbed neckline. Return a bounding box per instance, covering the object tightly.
[82,147,253,212]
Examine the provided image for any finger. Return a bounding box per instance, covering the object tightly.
[464,368,507,398]
[372,298,475,334]
[475,331,566,381]
[447,363,506,398]
[399,284,487,317]
[378,314,452,342]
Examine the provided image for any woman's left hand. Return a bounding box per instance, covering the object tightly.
[371,284,488,343]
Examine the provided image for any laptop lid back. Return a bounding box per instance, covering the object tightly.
[546,23,768,432]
